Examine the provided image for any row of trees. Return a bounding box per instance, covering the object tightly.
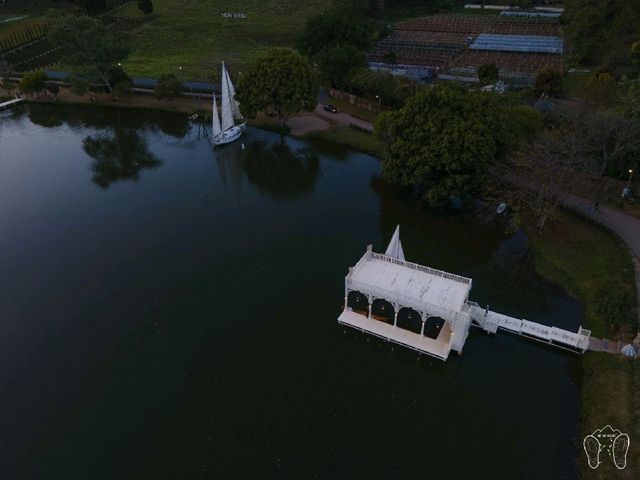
[562,0,640,76]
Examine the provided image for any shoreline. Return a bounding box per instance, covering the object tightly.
[14,89,384,156]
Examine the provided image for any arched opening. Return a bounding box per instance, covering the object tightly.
[423,316,446,339]
[347,291,369,316]
[396,307,422,334]
[371,298,394,324]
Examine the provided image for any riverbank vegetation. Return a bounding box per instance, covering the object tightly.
[305,125,385,157]
[581,353,639,479]
[528,211,639,478]
[529,211,636,339]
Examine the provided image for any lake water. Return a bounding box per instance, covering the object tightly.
[0,105,582,479]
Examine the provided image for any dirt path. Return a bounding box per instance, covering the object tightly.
[313,105,373,132]
[285,113,330,135]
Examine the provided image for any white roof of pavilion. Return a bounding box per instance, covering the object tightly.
[349,251,472,314]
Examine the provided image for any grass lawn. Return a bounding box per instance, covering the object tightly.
[121,0,328,80]
[305,125,385,157]
[529,210,636,339]
[529,211,639,478]
[581,353,639,479]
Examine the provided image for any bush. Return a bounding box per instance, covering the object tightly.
[113,79,133,98]
[594,285,637,331]
[154,74,181,100]
[478,64,499,85]
[69,76,89,97]
[19,70,47,96]
[1,78,16,95]
[346,69,417,109]
[534,67,563,98]
[45,81,60,98]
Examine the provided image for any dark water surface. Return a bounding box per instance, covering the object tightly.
[0,105,582,479]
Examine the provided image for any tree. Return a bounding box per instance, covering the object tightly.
[236,48,318,126]
[618,78,640,120]
[113,80,133,99]
[379,84,505,207]
[534,67,563,98]
[562,0,640,76]
[45,81,60,100]
[347,68,417,108]
[69,76,89,97]
[137,0,153,16]
[478,64,499,85]
[581,110,640,177]
[49,16,129,94]
[1,78,16,96]
[70,0,107,13]
[154,74,181,100]
[298,3,377,87]
[494,126,594,230]
[19,70,47,96]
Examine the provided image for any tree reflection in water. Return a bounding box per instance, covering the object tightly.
[241,137,320,199]
[83,129,161,188]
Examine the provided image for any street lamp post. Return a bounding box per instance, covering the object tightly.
[622,168,634,200]
[375,94,381,113]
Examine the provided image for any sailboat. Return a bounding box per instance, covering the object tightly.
[212,61,245,146]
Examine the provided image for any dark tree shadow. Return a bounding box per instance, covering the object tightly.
[242,138,320,199]
[83,129,161,188]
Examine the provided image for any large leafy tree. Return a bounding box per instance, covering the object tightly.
[49,16,129,93]
[298,2,376,87]
[18,70,47,96]
[235,48,318,126]
[562,0,640,75]
[377,84,505,206]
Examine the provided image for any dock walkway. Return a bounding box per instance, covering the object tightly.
[467,303,591,352]
[0,98,23,110]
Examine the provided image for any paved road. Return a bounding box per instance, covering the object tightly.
[561,193,640,260]
[313,105,374,132]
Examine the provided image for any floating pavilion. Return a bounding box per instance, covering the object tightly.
[337,226,591,361]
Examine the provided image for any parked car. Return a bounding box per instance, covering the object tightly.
[323,104,338,113]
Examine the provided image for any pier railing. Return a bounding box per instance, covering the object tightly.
[466,302,591,352]
[370,252,472,285]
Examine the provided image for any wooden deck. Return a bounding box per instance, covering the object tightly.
[338,309,452,360]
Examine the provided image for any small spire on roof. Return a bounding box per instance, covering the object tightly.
[385,224,405,261]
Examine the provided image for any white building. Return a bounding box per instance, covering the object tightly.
[338,226,591,361]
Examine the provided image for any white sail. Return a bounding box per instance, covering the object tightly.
[212,89,222,137]
[384,225,405,261]
[223,65,243,120]
[220,62,234,132]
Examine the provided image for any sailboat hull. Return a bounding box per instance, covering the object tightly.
[213,124,245,146]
